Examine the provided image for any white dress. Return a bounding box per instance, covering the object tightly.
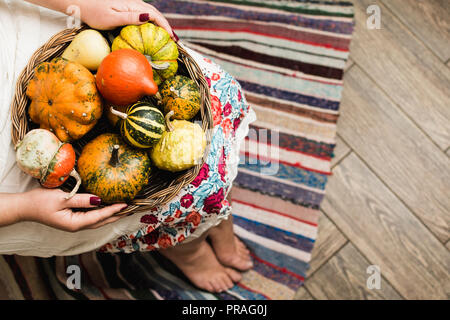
[0,0,256,257]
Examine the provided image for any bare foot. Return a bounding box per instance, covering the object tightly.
[209,217,253,271]
[159,239,241,293]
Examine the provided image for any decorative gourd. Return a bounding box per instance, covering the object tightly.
[77,133,151,203]
[150,111,206,172]
[15,129,81,199]
[96,49,158,106]
[159,75,201,120]
[61,29,110,71]
[26,57,103,142]
[111,23,179,85]
[110,101,166,149]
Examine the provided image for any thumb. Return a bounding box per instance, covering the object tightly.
[64,193,103,208]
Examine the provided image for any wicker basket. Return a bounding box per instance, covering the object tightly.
[10,25,213,216]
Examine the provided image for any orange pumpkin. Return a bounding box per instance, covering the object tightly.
[77,133,151,203]
[26,57,103,142]
[96,49,158,106]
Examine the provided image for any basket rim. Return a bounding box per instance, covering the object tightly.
[10,24,214,215]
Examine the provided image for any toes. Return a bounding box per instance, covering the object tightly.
[219,277,229,292]
[243,259,254,270]
[238,245,250,255]
[204,281,215,293]
[235,240,244,248]
[235,238,245,248]
[235,237,250,254]
[235,235,244,244]
[225,268,242,283]
[219,254,253,271]
[238,252,253,270]
[213,280,225,292]
[222,273,234,289]
[213,277,227,293]
[239,249,251,260]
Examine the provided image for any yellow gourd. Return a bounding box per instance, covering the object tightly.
[150,111,206,172]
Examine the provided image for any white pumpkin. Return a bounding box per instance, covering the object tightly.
[62,29,110,71]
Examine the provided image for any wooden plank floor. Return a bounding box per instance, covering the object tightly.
[298,0,450,300]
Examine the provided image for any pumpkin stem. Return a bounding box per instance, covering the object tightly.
[64,169,82,200]
[144,54,169,70]
[168,86,178,99]
[109,145,120,167]
[165,110,175,132]
[110,106,128,120]
[154,92,163,104]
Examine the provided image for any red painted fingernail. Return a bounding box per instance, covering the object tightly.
[173,31,180,42]
[139,13,150,22]
[90,196,102,206]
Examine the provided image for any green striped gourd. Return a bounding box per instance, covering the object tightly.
[110,101,166,148]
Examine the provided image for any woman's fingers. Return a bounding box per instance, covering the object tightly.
[86,215,124,229]
[141,4,175,39]
[113,11,149,26]
[64,193,103,208]
[108,4,176,41]
[113,9,173,33]
[63,203,127,232]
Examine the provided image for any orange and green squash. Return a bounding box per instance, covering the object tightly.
[26,57,103,142]
[77,133,151,203]
[111,23,179,85]
[159,75,201,120]
[15,129,81,199]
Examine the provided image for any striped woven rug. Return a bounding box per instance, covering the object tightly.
[0,0,354,300]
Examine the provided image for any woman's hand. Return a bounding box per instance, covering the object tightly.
[76,0,175,37]
[0,188,127,232]
[26,0,177,40]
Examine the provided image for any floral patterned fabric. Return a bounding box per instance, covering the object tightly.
[99,52,252,253]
